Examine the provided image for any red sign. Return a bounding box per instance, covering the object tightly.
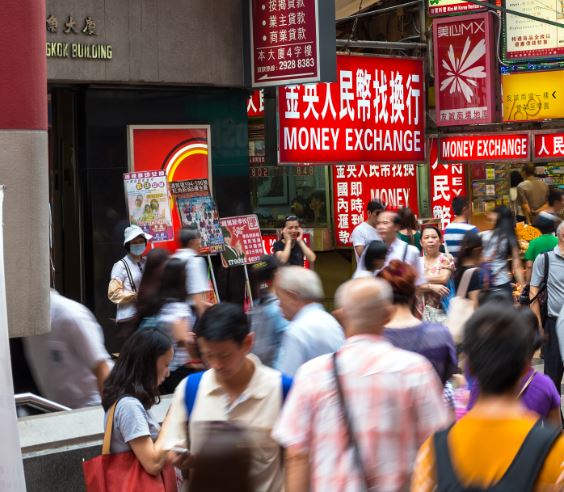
[220,215,264,267]
[533,132,564,162]
[438,133,530,163]
[332,164,419,247]
[429,138,467,230]
[261,233,311,269]
[278,55,425,164]
[429,0,487,17]
[247,90,265,118]
[433,13,497,127]
[250,0,321,87]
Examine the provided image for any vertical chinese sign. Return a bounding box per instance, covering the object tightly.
[332,164,419,247]
[429,138,467,230]
[279,54,425,164]
[433,13,497,126]
[248,0,336,87]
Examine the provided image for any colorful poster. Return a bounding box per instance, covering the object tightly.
[278,54,425,164]
[433,13,497,126]
[123,171,174,242]
[220,215,264,267]
[332,163,419,247]
[170,179,224,255]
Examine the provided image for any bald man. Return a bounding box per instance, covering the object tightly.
[273,277,448,492]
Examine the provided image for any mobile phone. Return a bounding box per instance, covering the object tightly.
[171,446,189,455]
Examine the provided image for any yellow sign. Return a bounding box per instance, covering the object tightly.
[502,71,564,121]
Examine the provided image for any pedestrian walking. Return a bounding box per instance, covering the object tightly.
[443,197,478,258]
[273,277,449,492]
[351,200,384,277]
[397,207,421,251]
[524,215,557,283]
[451,231,485,308]
[135,248,171,321]
[272,215,316,266]
[518,163,549,224]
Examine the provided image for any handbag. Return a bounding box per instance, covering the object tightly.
[445,268,477,345]
[82,399,177,492]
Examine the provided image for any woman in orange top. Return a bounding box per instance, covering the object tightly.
[411,304,563,492]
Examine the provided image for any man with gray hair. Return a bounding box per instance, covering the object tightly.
[274,266,344,376]
[273,277,448,492]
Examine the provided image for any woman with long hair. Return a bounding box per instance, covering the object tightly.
[101,327,173,475]
[397,207,421,251]
[452,231,485,308]
[136,248,171,322]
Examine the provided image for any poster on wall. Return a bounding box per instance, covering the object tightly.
[433,13,497,127]
[504,0,564,61]
[127,125,212,250]
[428,0,486,16]
[123,171,174,242]
[170,179,224,255]
[332,163,419,247]
[278,54,425,164]
[219,215,264,268]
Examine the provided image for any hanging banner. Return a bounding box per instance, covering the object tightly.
[332,163,419,247]
[504,0,564,61]
[438,133,530,163]
[219,215,264,267]
[278,54,425,164]
[533,131,564,162]
[248,0,336,88]
[429,138,467,230]
[170,179,224,255]
[428,0,486,16]
[433,13,497,127]
[123,171,174,242]
[247,90,265,118]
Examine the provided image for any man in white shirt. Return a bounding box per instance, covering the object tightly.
[350,199,384,277]
[24,290,113,409]
[274,266,345,376]
[376,211,425,285]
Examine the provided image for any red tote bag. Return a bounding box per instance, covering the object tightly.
[82,400,177,492]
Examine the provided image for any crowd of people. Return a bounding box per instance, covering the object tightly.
[22,177,564,491]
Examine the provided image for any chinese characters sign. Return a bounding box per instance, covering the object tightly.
[247,90,265,117]
[279,55,425,164]
[123,171,174,242]
[504,0,564,61]
[428,0,486,16]
[332,164,419,246]
[502,70,564,121]
[438,133,530,163]
[433,13,496,126]
[429,138,467,230]
[533,132,564,162]
[220,215,264,267]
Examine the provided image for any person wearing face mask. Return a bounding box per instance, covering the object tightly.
[108,225,152,339]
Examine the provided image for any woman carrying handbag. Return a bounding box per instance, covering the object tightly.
[83,327,178,492]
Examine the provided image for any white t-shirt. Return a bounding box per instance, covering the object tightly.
[110,255,145,320]
[172,248,210,297]
[24,290,113,409]
[350,222,381,277]
[384,239,425,286]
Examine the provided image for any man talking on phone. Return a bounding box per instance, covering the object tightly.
[272,216,316,266]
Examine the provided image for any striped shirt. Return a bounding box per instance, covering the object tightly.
[272,335,449,492]
[444,222,478,258]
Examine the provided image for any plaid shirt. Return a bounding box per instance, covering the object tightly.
[272,335,449,492]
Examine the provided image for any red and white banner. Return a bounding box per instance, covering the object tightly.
[533,131,564,162]
[438,133,530,163]
[247,90,265,118]
[429,138,467,230]
[220,215,264,267]
[332,164,419,247]
[278,54,425,164]
[433,13,497,126]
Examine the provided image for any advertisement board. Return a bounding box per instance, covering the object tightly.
[504,0,564,61]
[278,54,425,164]
[332,163,419,246]
[502,70,564,121]
[433,13,497,126]
[533,131,564,162]
[123,171,174,242]
[220,215,264,267]
[438,133,530,163]
[428,0,486,16]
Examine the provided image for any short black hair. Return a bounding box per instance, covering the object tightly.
[533,215,556,235]
[180,225,201,247]
[548,188,563,207]
[249,255,280,298]
[452,196,469,216]
[457,230,482,268]
[420,223,442,239]
[363,240,388,271]
[195,303,249,344]
[463,304,533,396]
[158,258,187,303]
[367,200,385,214]
[282,215,300,228]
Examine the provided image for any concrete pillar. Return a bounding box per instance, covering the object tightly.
[0,1,50,337]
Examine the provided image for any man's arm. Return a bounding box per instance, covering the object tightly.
[529,254,545,334]
[284,447,310,492]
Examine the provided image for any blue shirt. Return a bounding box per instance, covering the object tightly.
[444,222,478,258]
[250,294,289,368]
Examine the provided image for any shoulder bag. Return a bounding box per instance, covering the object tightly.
[445,268,478,345]
[114,259,140,345]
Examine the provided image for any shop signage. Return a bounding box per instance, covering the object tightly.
[220,215,264,267]
[504,0,564,61]
[247,90,265,118]
[278,54,425,164]
[433,13,497,126]
[438,133,530,163]
[502,70,564,121]
[429,138,467,230]
[533,132,564,162]
[248,0,336,87]
[428,0,486,17]
[332,164,419,246]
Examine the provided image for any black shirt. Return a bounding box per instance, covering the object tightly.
[453,266,483,299]
[273,240,304,266]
